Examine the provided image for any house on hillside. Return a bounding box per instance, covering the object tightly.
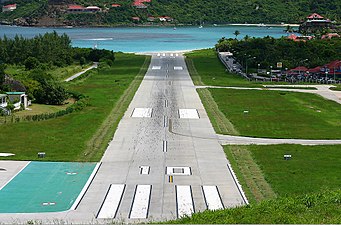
[2,3,16,12]
[132,16,140,22]
[159,16,173,22]
[111,4,121,7]
[67,5,85,12]
[287,34,314,42]
[321,33,340,39]
[299,13,334,33]
[85,6,101,12]
[6,92,28,110]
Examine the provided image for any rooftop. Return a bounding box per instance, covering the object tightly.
[6,92,25,95]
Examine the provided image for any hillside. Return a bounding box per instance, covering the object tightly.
[0,0,341,26]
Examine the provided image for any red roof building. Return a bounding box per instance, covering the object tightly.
[2,3,16,12]
[68,5,85,11]
[132,16,140,21]
[307,13,324,19]
[111,4,121,7]
[299,13,333,33]
[321,33,340,39]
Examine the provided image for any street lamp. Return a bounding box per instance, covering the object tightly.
[257,64,260,73]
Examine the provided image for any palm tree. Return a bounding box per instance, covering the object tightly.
[233,30,240,39]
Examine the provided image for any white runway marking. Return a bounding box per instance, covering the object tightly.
[140,166,150,175]
[202,186,224,210]
[176,185,194,218]
[163,141,167,152]
[97,184,125,219]
[131,108,152,118]
[164,116,168,127]
[152,66,161,70]
[164,99,168,107]
[0,153,15,157]
[174,66,183,70]
[129,185,152,219]
[166,166,191,175]
[179,109,199,119]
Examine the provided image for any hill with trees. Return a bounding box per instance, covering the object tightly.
[0,0,340,26]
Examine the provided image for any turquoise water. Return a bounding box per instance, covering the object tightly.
[0,25,287,52]
[0,161,96,213]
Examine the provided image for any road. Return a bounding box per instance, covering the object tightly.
[64,62,98,82]
[0,53,246,224]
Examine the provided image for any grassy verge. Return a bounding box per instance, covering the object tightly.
[248,144,341,196]
[0,53,149,162]
[224,145,276,203]
[197,89,238,135]
[209,88,341,139]
[165,189,341,224]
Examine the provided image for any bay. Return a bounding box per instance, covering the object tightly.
[0,25,287,52]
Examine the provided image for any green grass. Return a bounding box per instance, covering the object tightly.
[165,189,341,224]
[247,144,341,196]
[0,53,149,162]
[185,49,261,87]
[209,88,341,139]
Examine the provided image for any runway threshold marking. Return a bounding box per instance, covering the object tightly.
[166,167,191,175]
[202,186,224,210]
[152,66,161,70]
[129,185,152,219]
[97,184,125,219]
[174,66,183,70]
[176,185,194,218]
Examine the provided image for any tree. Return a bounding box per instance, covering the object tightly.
[233,30,240,39]
[34,79,68,105]
[0,64,6,89]
[24,57,40,70]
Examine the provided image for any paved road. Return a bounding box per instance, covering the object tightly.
[64,62,98,82]
[0,53,246,224]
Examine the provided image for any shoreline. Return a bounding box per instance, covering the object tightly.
[0,23,300,29]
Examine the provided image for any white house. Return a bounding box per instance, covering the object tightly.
[6,92,28,110]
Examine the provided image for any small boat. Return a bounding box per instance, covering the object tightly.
[173,27,176,30]
[199,25,203,28]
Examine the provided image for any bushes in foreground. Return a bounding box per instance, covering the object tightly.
[167,190,341,224]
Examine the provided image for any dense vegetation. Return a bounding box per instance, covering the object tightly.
[1,0,341,25]
[0,32,115,104]
[166,189,341,223]
[216,36,341,70]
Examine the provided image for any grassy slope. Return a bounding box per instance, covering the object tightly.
[0,53,149,162]
[210,88,341,139]
[166,189,341,224]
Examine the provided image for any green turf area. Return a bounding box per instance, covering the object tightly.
[0,53,149,162]
[209,88,341,139]
[185,49,261,87]
[165,189,341,224]
[247,144,341,196]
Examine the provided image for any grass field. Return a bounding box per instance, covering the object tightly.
[330,85,341,91]
[185,49,261,87]
[209,88,341,139]
[0,53,149,162]
[166,189,341,224]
